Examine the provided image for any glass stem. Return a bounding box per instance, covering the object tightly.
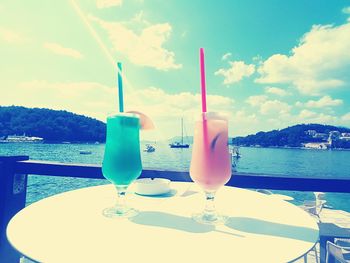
[114,185,128,214]
[204,190,217,219]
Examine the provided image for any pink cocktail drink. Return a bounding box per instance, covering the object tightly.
[190,112,231,191]
[190,112,231,224]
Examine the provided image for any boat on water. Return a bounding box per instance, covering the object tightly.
[0,135,44,143]
[144,144,155,153]
[79,150,92,155]
[170,118,189,149]
[170,142,189,148]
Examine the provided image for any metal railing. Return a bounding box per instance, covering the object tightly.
[1,155,350,263]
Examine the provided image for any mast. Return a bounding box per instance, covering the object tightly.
[181,118,184,145]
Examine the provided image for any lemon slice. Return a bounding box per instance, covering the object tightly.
[127,111,155,130]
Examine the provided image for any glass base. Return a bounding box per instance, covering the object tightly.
[192,212,228,225]
[102,206,138,218]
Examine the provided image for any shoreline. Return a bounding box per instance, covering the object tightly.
[2,141,350,151]
[231,145,350,151]
[0,140,103,145]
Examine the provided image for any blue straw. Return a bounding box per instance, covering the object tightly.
[117,62,124,112]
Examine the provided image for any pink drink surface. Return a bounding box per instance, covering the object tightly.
[190,114,231,191]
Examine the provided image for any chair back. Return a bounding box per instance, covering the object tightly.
[326,241,350,263]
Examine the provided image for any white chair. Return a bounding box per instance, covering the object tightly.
[301,192,326,221]
[326,241,350,263]
[301,200,326,222]
[314,192,326,200]
[336,239,350,248]
[300,193,327,263]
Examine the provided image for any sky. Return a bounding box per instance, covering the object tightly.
[1,0,350,139]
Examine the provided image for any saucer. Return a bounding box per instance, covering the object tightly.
[134,178,171,196]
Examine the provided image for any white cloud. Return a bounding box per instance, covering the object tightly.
[342,7,350,14]
[5,79,348,138]
[341,112,350,121]
[43,42,83,59]
[127,87,235,121]
[305,95,343,108]
[5,81,234,139]
[90,15,181,70]
[233,110,256,121]
[234,101,348,136]
[96,0,122,8]
[126,87,236,138]
[246,95,291,116]
[259,100,291,115]
[265,109,340,130]
[14,81,113,119]
[263,110,329,133]
[299,111,338,124]
[0,27,23,43]
[298,109,318,119]
[282,108,340,126]
[222,52,232,61]
[295,101,303,107]
[229,110,258,135]
[256,22,350,95]
[246,95,267,107]
[265,86,289,96]
[215,61,255,85]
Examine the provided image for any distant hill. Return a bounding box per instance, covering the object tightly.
[232,124,350,148]
[0,106,106,142]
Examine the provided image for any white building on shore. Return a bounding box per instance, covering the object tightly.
[303,142,330,149]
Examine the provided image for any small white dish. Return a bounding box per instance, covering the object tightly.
[134,178,171,196]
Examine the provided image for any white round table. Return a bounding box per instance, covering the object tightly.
[7,182,319,263]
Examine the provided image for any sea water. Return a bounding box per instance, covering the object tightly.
[1,143,350,211]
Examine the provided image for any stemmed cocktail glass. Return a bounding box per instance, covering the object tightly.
[102,112,142,218]
[190,112,231,224]
[190,48,232,224]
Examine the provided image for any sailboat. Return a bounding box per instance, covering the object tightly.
[144,144,156,152]
[169,118,190,148]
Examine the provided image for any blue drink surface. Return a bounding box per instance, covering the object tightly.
[102,113,142,187]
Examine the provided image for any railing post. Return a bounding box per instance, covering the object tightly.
[0,156,29,263]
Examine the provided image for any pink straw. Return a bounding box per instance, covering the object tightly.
[200,48,207,113]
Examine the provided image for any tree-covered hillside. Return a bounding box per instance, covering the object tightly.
[232,124,350,147]
[0,106,106,142]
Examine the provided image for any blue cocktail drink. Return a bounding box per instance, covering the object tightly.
[102,112,142,217]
